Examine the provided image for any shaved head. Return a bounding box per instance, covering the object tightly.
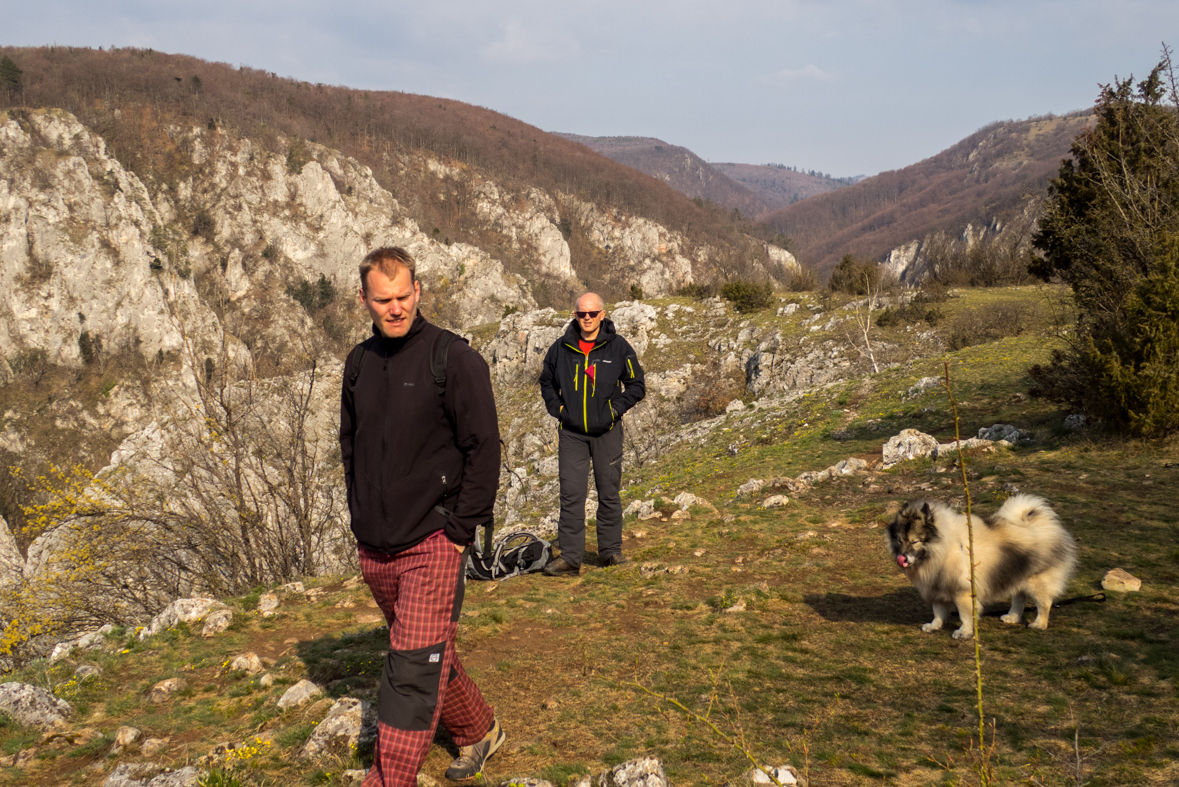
[576,292,604,311]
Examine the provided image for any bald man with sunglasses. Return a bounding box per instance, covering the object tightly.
[538,293,646,576]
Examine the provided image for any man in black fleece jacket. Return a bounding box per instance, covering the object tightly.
[340,247,504,787]
[538,293,646,576]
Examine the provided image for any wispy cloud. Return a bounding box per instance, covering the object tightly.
[480,20,580,64]
[762,64,832,84]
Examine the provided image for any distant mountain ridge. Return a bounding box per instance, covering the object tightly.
[760,112,1094,274]
[556,133,772,216]
[711,162,862,211]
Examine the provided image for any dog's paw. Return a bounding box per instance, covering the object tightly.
[920,622,942,633]
[951,628,974,640]
[1000,613,1022,625]
[1027,619,1049,630]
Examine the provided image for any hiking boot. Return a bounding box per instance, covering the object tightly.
[542,556,580,577]
[445,718,506,781]
[601,553,628,567]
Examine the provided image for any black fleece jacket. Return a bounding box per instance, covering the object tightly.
[340,314,500,553]
[538,318,646,436]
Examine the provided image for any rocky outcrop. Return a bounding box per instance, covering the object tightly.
[102,764,202,787]
[0,110,204,376]
[138,597,234,640]
[0,682,73,730]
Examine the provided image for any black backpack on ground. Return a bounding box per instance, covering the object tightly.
[466,529,552,581]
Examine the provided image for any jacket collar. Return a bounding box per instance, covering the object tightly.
[370,312,428,351]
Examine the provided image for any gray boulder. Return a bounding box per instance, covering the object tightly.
[103,764,203,787]
[978,423,1030,442]
[882,429,939,468]
[300,698,377,759]
[139,598,233,640]
[0,682,73,731]
[596,757,668,787]
[743,765,802,785]
[278,679,325,710]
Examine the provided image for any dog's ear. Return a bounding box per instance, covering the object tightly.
[921,501,931,521]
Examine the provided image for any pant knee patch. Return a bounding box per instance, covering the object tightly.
[379,642,446,731]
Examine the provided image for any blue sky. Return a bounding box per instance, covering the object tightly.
[7,0,1175,176]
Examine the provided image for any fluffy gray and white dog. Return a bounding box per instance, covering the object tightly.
[887,494,1076,639]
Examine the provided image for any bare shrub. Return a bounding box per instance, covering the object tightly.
[944,302,1036,350]
[787,262,820,292]
[0,338,349,667]
[680,365,745,423]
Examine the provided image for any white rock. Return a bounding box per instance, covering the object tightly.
[723,598,747,613]
[229,652,265,675]
[744,764,800,785]
[149,678,187,704]
[114,726,142,749]
[725,400,746,413]
[978,423,1029,442]
[738,479,765,497]
[672,492,712,511]
[882,429,939,468]
[932,437,993,457]
[1101,568,1142,592]
[597,755,669,787]
[278,679,325,710]
[0,682,73,731]
[761,495,790,509]
[139,598,234,640]
[299,698,377,759]
[258,592,280,616]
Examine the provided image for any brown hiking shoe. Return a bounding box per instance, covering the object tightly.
[541,556,580,577]
[601,553,628,567]
[445,718,506,781]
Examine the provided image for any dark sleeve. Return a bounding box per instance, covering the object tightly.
[538,341,564,419]
[615,339,646,415]
[339,346,358,494]
[442,345,501,546]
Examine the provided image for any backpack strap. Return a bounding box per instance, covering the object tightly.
[347,337,377,390]
[431,329,460,392]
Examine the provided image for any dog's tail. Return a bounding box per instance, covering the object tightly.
[992,493,1060,528]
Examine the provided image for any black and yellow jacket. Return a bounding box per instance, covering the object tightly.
[539,318,646,436]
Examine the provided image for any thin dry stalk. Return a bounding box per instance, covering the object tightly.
[942,359,993,785]
[623,667,808,787]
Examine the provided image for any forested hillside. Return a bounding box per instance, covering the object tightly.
[711,162,857,211]
[761,113,1093,274]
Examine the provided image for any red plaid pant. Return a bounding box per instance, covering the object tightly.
[359,531,495,787]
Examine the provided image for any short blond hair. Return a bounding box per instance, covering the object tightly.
[360,247,416,291]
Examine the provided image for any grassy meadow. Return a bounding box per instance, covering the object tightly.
[1,286,1176,787]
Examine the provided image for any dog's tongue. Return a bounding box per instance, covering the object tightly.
[897,555,908,568]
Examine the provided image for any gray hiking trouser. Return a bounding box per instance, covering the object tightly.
[556,423,624,568]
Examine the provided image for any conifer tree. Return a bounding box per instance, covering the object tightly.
[0,56,22,95]
[1031,47,1179,435]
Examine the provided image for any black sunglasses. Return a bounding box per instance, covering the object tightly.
[574,310,603,319]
